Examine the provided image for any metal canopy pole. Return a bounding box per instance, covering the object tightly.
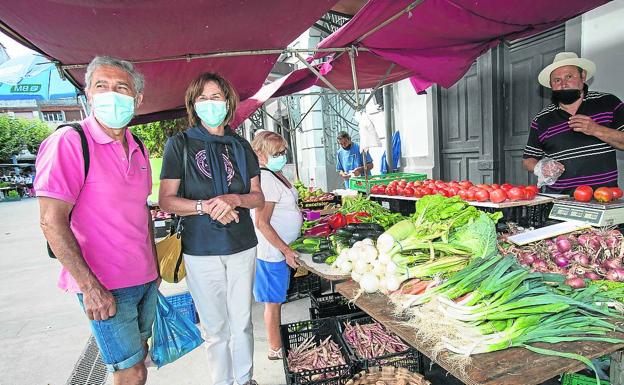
[383,84,394,173]
[348,47,360,111]
[293,50,358,111]
[363,62,396,108]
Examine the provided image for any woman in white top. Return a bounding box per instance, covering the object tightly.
[251,131,303,360]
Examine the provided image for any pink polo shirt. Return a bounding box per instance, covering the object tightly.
[35,115,158,292]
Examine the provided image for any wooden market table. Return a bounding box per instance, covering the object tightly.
[296,253,350,281]
[336,280,624,385]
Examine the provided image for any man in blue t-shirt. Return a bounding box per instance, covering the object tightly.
[336,131,373,189]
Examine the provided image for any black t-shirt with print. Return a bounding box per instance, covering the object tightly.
[160,127,260,256]
[523,91,624,194]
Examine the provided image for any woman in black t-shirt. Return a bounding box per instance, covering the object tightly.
[159,73,264,385]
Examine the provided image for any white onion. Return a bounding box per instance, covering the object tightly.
[378,277,388,294]
[385,275,401,292]
[385,261,397,274]
[359,273,380,293]
[372,261,386,276]
[351,271,362,282]
[353,259,370,274]
[378,252,392,264]
[376,234,394,253]
[360,244,378,262]
[362,238,374,246]
[340,260,353,273]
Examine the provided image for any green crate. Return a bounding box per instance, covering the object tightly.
[561,373,610,385]
[349,172,427,192]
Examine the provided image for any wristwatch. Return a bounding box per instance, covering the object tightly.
[196,200,204,215]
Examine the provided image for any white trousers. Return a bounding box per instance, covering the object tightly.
[183,247,256,385]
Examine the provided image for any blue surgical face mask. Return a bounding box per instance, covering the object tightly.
[92,92,135,129]
[266,154,287,172]
[195,100,228,128]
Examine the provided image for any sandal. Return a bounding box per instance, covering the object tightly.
[267,347,283,360]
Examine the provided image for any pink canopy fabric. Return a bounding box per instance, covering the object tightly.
[313,0,609,92]
[235,0,608,124]
[0,0,339,124]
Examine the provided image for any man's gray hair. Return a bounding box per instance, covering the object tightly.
[337,131,351,140]
[84,56,145,94]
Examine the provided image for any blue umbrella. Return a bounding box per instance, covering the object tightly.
[0,54,77,100]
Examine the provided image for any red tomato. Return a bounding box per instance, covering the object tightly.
[524,188,537,200]
[406,181,414,188]
[398,181,407,188]
[574,185,593,202]
[370,185,379,194]
[449,186,460,197]
[448,181,460,188]
[525,185,539,195]
[594,187,613,203]
[465,189,476,201]
[609,187,624,200]
[421,187,433,196]
[437,190,448,197]
[403,187,414,197]
[459,180,473,189]
[386,187,397,196]
[490,183,500,190]
[397,187,405,196]
[476,184,490,190]
[458,189,469,201]
[507,187,526,201]
[501,183,514,191]
[474,189,490,202]
[413,180,423,187]
[489,189,507,203]
[413,188,423,198]
[435,180,447,189]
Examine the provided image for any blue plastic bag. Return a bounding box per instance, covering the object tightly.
[150,291,203,367]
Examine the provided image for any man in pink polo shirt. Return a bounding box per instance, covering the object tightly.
[35,56,158,385]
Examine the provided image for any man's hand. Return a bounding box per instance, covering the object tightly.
[569,114,600,136]
[540,160,565,179]
[204,195,241,222]
[216,210,240,225]
[339,171,350,181]
[283,248,300,269]
[82,284,116,321]
[352,167,363,177]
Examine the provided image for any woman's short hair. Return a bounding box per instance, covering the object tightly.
[251,131,288,158]
[185,72,239,128]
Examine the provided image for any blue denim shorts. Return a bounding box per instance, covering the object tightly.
[77,280,157,372]
[253,259,290,303]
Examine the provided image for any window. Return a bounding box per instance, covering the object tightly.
[42,111,65,122]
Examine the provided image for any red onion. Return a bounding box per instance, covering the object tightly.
[584,271,601,280]
[523,253,536,265]
[564,277,586,288]
[543,239,555,247]
[605,236,620,250]
[574,253,590,265]
[554,255,570,267]
[533,260,548,270]
[603,259,621,270]
[556,236,572,253]
[577,234,590,248]
[606,270,619,281]
[588,236,602,251]
[615,268,624,281]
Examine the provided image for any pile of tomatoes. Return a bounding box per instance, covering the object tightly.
[370,179,539,203]
[573,185,623,203]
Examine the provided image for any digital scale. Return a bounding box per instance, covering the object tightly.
[549,199,624,226]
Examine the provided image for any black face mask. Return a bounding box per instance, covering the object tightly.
[551,89,581,105]
[342,144,352,150]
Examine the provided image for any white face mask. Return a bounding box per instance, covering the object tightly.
[92,92,135,129]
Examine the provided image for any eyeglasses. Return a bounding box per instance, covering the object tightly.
[551,73,580,86]
[272,149,288,157]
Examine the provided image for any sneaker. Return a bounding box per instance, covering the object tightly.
[243,380,259,385]
[267,347,283,360]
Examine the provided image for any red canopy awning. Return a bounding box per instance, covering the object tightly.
[0,0,339,123]
[236,0,608,124]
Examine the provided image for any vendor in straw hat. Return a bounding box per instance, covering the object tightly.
[522,52,624,194]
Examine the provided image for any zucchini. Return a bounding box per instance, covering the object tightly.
[351,223,384,232]
[351,230,383,241]
[335,228,353,237]
[312,251,332,263]
[297,244,319,254]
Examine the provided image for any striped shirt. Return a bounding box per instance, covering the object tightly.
[523,91,624,194]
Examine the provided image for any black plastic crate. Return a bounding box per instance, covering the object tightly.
[309,292,363,319]
[287,270,322,302]
[280,318,354,385]
[336,314,422,374]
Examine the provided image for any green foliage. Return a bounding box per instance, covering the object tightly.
[0,115,52,161]
[7,190,19,198]
[131,118,187,157]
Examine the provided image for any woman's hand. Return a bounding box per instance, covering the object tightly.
[204,195,242,222]
[283,248,300,269]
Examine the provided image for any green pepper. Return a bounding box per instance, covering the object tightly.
[325,255,337,265]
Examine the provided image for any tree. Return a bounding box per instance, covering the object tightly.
[131,118,187,157]
[0,115,52,161]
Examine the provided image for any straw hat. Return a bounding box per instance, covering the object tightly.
[538,52,596,88]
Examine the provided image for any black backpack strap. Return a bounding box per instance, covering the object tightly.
[130,132,146,158]
[56,123,89,179]
[260,167,290,189]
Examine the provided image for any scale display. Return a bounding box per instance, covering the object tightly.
[549,199,624,226]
